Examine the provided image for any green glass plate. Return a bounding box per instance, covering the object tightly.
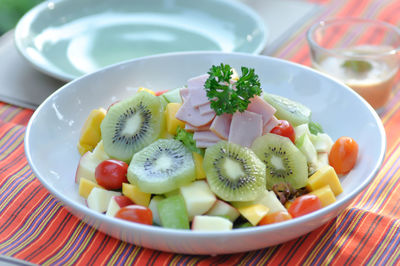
[15,0,267,81]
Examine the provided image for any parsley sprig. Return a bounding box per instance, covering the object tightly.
[204,63,262,115]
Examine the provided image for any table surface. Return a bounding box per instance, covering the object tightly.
[1,0,400,264]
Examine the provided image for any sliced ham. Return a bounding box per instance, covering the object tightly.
[263,116,280,134]
[187,74,210,107]
[210,113,232,140]
[175,96,216,127]
[247,96,276,126]
[187,74,209,90]
[193,130,221,143]
[185,123,211,132]
[180,87,189,102]
[228,111,263,148]
[198,102,214,115]
[196,140,219,148]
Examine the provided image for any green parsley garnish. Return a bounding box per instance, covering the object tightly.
[205,63,262,115]
[174,127,204,155]
[342,60,372,73]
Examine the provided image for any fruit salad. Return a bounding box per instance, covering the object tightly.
[75,64,359,231]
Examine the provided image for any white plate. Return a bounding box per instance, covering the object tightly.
[15,0,267,82]
[25,52,386,255]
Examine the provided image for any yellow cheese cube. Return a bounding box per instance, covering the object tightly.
[138,87,156,95]
[192,152,206,179]
[236,203,269,226]
[79,178,103,199]
[165,103,185,135]
[306,165,343,196]
[308,185,336,207]
[77,108,107,155]
[122,183,151,207]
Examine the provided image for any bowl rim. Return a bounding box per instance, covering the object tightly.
[24,51,387,240]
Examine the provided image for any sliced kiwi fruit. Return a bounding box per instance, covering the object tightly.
[101,91,164,162]
[251,133,308,190]
[263,93,311,126]
[203,141,266,202]
[127,139,195,194]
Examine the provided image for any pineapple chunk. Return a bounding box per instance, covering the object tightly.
[235,203,269,226]
[165,103,185,135]
[138,87,156,95]
[122,183,151,207]
[308,185,336,207]
[79,178,103,199]
[192,152,206,179]
[306,165,343,196]
[77,108,107,155]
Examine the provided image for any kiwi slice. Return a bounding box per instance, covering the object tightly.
[101,91,164,162]
[251,133,308,190]
[203,141,266,202]
[127,139,195,194]
[263,93,311,126]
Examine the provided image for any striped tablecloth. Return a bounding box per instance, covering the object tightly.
[1,0,400,264]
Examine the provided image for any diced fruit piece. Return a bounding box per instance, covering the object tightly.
[270,120,295,143]
[263,93,311,127]
[87,187,121,213]
[251,190,287,214]
[148,195,165,225]
[106,195,134,217]
[127,139,196,194]
[206,200,240,222]
[75,141,110,183]
[95,159,128,190]
[78,178,103,199]
[191,215,233,231]
[329,136,358,175]
[122,183,151,207]
[296,133,318,166]
[165,103,185,135]
[311,133,333,153]
[162,87,183,103]
[179,180,216,220]
[101,91,164,163]
[306,165,343,196]
[137,87,156,95]
[77,108,107,155]
[251,133,308,190]
[308,185,336,207]
[192,152,206,179]
[287,194,322,218]
[158,194,190,229]
[258,211,292,225]
[155,89,169,96]
[234,203,269,226]
[204,141,266,202]
[115,205,153,225]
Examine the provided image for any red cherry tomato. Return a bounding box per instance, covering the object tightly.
[329,136,358,175]
[115,205,153,225]
[270,120,296,143]
[155,89,169,96]
[288,194,322,218]
[95,159,128,190]
[259,211,292,225]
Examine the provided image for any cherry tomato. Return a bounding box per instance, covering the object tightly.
[328,136,358,175]
[155,89,169,96]
[95,159,128,190]
[288,194,322,218]
[270,120,296,143]
[259,211,292,225]
[115,205,153,225]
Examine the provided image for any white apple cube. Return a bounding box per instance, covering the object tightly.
[106,195,134,217]
[87,187,120,213]
[191,215,233,231]
[148,195,165,225]
[206,200,240,222]
[75,141,109,183]
[256,190,286,214]
[180,180,216,220]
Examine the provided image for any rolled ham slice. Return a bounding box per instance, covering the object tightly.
[228,111,263,148]
[175,96,216,127]
[210,113,232,140]
[247,96,276,126]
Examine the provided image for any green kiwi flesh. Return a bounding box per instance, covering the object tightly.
[101,91,164,162]
[203,141,266,202]
[263,93,311,126]
[251,133,308,190]
[127,139,195,194]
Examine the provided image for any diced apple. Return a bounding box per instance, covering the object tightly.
[254,190,287,214]
[296,133,317,166]
[87,187,121,213]
[191,215,233,231]
[162,87,183,103]
[165,103,185,135]
[148,195,165,225]
[308,185,336,207]
[179,180,216,220]
[192,152,206,180]
[79,177,103,199]
[106,195,134,217]
[306,165,343,196]
[75,141,109,183]
[311,133,333,153]
[234,203,269,226]
[158,194,190,229]
[122,183,151,207]
[206,200,240,222]
[77,108,107,155]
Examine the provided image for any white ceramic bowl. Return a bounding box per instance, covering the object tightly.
[25,52,386,255]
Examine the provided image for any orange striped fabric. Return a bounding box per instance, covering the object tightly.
[0,0,400,264]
